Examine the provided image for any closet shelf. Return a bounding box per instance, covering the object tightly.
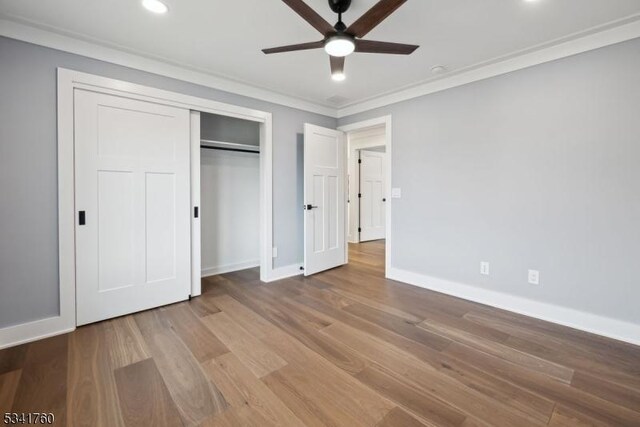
[200,139,260,153]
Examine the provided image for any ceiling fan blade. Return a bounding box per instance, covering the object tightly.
[346,0,407,38]
[330,56,345,74]
[282,0,334,36]
[262,40,324,54]
[355,39,419,55]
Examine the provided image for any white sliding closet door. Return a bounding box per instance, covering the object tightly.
[74,90,191,325]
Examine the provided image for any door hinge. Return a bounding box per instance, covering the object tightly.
[358,193,361,198]
[358,227,362,233]
[358,159,362,164]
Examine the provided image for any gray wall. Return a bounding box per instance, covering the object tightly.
[0,36,335,328]
[201,112,260,147]
[339,38,640,325]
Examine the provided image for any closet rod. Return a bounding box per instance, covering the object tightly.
[200,145,259,154]
[200,138,259,153]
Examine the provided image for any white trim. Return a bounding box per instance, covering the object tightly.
[190,111,202,297]
[338,116,392,274]
[259,114,274,282]
[0,17,337,118]
[0,319,74,350]
[266,264,304,283]
[2,15,640,119]
[337,16,640,118]
[388,267,640,346]
[62,70,271,123]
[202,261,261,278]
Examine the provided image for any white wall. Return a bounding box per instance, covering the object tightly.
[200,149,260,276]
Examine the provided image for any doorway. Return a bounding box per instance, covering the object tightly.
[198,112,261,278]
[339,116,392,275]
[345,124,387,244]
[300,116,392,278]
[189,109,273,298]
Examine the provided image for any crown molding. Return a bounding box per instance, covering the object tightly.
[0,17,338,118]
[337,15,640,118]
[2,14,640,120]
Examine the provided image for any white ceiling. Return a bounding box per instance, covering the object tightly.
[1,0,639,110]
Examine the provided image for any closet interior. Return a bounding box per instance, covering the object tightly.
[199,112,260,277]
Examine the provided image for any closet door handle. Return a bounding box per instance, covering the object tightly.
[194,206,199,218]
[78,211,86,226]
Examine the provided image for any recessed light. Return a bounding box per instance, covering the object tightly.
[331,72,346,82]
[142,0,168,14]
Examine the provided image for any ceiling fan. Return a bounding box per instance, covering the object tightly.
[262,0,419,81]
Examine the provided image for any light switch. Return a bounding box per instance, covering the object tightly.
[480,262,490,276]
[391,188,402,198]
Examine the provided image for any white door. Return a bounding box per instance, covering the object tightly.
[74,90,191,325]
[304,124,347,276]
[359,150,386,242]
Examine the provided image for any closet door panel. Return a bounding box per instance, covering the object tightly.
[75,89,191,325]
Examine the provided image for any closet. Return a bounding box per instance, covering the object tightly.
[199,112,260,277]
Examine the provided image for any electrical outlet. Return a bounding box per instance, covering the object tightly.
[528,269,540,285]
[272,247,278,258]
[480,262,490,276]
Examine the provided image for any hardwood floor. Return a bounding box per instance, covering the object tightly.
[1,240,639,426]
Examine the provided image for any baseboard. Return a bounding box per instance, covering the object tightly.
[202,260,260,278]
[387,267,640,346]
[265,263,303,283]
[0,315,75,350]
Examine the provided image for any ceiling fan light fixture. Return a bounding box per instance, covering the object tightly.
[324,35,355,57]
[142,0,168,14]
[331,72,346,82]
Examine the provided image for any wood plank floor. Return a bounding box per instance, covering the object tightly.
[1,240,639,426]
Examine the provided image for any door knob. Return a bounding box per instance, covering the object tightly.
[382,198,386,202]
[304,204,318,210]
